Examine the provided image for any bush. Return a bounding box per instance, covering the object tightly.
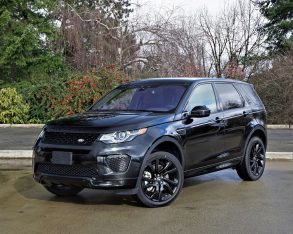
[14,77,66,123]
[51,65,126,118]
[0,88,29,124]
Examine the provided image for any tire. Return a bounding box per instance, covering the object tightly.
[44,184,83,197]
[136,151,184,208]
[236,136,266,181]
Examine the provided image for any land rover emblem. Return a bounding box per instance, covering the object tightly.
[77,138,85,143]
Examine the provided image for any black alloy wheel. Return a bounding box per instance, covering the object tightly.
[236,136,266,181]
[249,142,265,176]
[136,151,183,208]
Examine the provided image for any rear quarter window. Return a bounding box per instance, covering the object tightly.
[235,84,263,106]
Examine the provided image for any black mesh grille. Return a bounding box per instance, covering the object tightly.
[36,163,98,177]
[105,155,130,173]
[42,132,99,145]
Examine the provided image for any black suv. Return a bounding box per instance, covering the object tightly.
[33,78,267,207]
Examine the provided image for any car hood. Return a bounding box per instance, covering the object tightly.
[46,111,175,132]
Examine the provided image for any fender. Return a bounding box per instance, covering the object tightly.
[240,124,267,164]
[115,135,184,195]
[136,136,184,187]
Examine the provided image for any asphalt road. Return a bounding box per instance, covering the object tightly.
[0,127,292,151]
[0,161,292,234]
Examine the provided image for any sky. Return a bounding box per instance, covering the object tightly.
[133,0,236,15]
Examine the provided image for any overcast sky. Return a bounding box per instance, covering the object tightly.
[133,0,236,15]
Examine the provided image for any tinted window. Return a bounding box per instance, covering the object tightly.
[91,85,187,112]
[215,83,243,110]
[235,84,262,106]
[186,84,217,113]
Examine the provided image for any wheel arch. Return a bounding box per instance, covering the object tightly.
[135,136,184,189]
[247,126,267,150]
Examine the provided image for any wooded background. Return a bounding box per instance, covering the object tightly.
[0,0,292,124]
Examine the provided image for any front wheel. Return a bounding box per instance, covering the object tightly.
[136,151,184,208]
[236,136,266,181]
[44,184,83,197]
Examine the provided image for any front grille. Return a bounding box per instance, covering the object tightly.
[36,163,98,177]
[42,132,99,146]
[105,155,131,173]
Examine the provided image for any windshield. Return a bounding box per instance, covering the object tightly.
[90,84,188,113]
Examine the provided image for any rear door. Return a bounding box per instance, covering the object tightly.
[214,83,253,160]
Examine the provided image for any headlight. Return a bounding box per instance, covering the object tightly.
[99,128,147,144]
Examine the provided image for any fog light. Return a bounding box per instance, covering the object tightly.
[105,154,130,173]
[96,154,130,173]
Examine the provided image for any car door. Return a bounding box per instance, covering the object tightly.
[182,83,226,171]
[214,82,253,160]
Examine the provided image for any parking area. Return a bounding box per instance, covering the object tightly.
[0,161,292,234]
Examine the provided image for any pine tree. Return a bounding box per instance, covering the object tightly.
[257,0,293,52]
[0,0,61,82]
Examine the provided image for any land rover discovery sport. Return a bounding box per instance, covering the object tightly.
[33,78,267,207]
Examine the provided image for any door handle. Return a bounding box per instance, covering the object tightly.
[215,117,222,123]
[243,111,248,117]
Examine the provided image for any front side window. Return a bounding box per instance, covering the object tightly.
[215,83,243,110]
[90,84,187,113]
[186,84,218,113]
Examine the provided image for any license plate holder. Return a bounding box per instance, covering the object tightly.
[51,151,73,165]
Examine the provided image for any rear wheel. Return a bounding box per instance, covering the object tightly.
[44,184,83,197]
[236,136,266,181]
[136,151,183,208]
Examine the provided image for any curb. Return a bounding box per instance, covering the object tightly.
[0,150,33,159]
[0,150,292,160]
[267,125,292,129]
[266,152,293,160]
[0,124,44,128]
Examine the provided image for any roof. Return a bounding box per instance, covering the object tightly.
[124,77,248,86]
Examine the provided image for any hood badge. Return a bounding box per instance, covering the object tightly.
[77,138,85,143]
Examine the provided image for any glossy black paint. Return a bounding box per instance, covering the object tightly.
[33,78,267,194]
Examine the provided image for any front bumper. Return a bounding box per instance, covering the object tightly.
[33,139,148,190]
[34,173,138,190]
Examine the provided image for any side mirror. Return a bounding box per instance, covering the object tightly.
[189,106,211,118]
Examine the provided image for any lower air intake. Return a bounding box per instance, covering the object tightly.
[36,163,98,177]
[105,155,131,173]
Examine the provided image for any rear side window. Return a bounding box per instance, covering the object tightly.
[235,84,263,106]
[214,83,243,110]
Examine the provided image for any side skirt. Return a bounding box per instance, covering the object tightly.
[183,157,242,178]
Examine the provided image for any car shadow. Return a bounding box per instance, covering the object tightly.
[14,170,243,206]
[14,173,141,207]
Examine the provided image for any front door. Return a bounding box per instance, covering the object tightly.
[182,83,225,171]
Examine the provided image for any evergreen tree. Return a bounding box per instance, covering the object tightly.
[257,0,293,52]
[0,0,61,82]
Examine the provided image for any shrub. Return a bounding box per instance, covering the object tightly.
[51,65,127,118]
[14,78,66,122]
[0,88,29,124]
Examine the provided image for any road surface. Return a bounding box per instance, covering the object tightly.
[0,161,292,234]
